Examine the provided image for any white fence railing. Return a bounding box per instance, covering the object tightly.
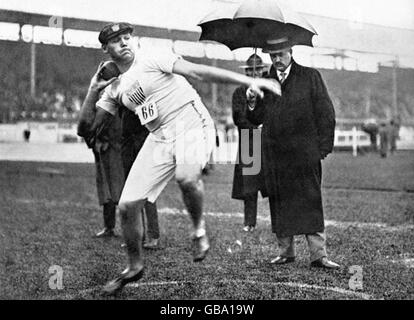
[1,123,413,162]
[334,128,371,156]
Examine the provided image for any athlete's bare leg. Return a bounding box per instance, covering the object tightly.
[119,199,146,270]
[102,199,146,295]
[176,164,210,262]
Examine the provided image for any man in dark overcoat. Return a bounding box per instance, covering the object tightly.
[246,38,340,269]
[379,121,390,158]
[80,112,125,238]
[231,54,267,232]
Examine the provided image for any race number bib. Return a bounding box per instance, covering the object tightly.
[135,101,159,125]
[121,80,158,124]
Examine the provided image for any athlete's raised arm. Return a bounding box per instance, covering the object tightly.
[77,63,117,138]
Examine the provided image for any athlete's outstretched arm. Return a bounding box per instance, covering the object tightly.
[172,59,281,98]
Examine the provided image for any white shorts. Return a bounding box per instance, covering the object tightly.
[119,101,215,204]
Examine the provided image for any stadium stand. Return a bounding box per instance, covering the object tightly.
[0,9,413,150]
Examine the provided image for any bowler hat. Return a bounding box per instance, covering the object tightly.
[99,22,134,45]
[262,37,293,54]
[239,54,266,69]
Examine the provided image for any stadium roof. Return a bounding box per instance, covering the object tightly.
[304,14,414,68]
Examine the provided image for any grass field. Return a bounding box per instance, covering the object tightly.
[0,151,413,300]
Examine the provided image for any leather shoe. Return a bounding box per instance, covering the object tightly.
[270,256,295,265]
[94,228,115,238]
[192,234,210,262]
[310,257,340,269]
[121,239,160,250]
[102,267,144,296]
[243,226,255,232]
[143,238,160,250]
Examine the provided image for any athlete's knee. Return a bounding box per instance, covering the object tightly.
[118,199,146,218]
[177,176,202,193]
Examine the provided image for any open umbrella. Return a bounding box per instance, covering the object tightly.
[198,0,317,51]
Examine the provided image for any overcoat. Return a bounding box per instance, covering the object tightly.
[89,114,125,206]
[247,61,336,237]
[231,85,266,200]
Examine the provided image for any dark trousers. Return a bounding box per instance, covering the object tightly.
[379,133,389,158]
[142,201,160,240]
[103,200,116,230]
[244,193,258,227]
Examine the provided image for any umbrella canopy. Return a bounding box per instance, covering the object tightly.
[198,0,317,51]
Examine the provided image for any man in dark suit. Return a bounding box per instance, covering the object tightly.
[389,118,400,154]
[379,121,390,158]
[246,38,340,269]
[78,107,125,238]
[231,54,267,232]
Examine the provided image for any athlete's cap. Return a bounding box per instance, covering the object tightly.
[262,37,293,54]
[99,22,134,45]
[239,54,266,69]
